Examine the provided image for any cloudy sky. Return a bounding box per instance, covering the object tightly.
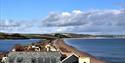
[0,0,125,34]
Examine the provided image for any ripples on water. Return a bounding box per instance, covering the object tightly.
[64,38,125,63]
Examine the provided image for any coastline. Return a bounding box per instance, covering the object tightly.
[64,37,125,40]
[53,39,107,63]
[0,38,108,63]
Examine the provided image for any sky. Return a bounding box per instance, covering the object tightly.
[0,0,125,34]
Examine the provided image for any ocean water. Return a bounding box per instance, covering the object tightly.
[64,38,125,63]
[0,39,41,51]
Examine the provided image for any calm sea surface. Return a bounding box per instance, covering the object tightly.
[64,38,125,63]
[0,39,41,51]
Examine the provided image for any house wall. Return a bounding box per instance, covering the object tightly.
[79,57,90,63]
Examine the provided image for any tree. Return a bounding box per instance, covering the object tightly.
[14,44,24,51]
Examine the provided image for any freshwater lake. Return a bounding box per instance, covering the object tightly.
[0,38,125,63]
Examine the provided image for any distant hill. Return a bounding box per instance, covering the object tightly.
[0,33,28,39]
[0,32,125,39]
[0,32,56,39]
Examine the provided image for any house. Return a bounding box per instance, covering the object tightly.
[62,53,91,63]
[1,57,8,63]
[79,57,90,63]
[5,52,61,63]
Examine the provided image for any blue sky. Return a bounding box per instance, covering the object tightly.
[0,0,125,34]
[0,0,124,19]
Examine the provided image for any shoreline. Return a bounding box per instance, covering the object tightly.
[64,37,125,39]
[0,38,108,63]
[53,39,107,63]
[0,37,124,41]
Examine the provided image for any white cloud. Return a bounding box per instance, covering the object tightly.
[42,9,125,34]
[62,12,71,16]
[72,10,82,14]
[0,9,125,34]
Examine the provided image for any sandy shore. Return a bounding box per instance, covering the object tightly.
[53,39,107,63]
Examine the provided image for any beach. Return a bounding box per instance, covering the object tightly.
[53,39,107,63]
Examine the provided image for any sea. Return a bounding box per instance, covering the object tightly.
[64,38,125,63]
[0,39,41,52]
[0,38,125,63]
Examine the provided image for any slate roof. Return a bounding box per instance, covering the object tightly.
[6,52,61,63]
[62,54,78,63]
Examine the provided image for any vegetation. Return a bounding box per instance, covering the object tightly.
[0,33,28,39]
[13,44,24,51]
[0,32,57,40]
[54,33,70,38]
[0,32,125,39]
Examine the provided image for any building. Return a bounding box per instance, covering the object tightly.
[5,52,61,63]
[4,52,91,63]
[79,57,90,63]
[62,53,91,63]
